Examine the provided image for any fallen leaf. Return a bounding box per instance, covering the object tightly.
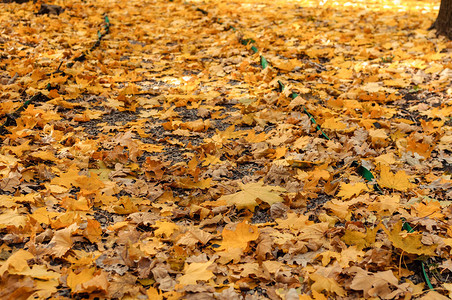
[309,273,345,296]
[177,261,214,285]
[378,165,414,191]
[219,221,259,251]
[380,221,436,255]
[219,182,286,211]
[337,182,370,199]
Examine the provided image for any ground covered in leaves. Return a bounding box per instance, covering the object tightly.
[0,0,451,298]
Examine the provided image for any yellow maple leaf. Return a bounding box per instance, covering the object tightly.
[177,261,214,285]
[0,249,34,276]
[78,270,109,294]
[336,68,353,80]
[321,118,348,131]
[309,273,346,296]
[3,140,31,156]
[368,129,389,147]
[176,177,212,189]
[11,264,60,280]
[275,212,313,232]
[30,151,58,162]
[368,195,400,215]
[374,152,397,166]
[341,227,377,250]
[219,221,259,251]
[337,182,370,199]
[75,172,105,193]
[377,165,414,191]
[380,221,436,255]
[218,181,286,211]
[50,164,80,188]
[67,268,99,293]
[153,220,179,238]
[0,209,27,229]
[245,131,268,143]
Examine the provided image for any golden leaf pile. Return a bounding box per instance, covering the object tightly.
[0,0,451,298]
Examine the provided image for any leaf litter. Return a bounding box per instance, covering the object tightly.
[0,0,451,298]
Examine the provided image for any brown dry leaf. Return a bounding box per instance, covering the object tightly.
[348,266,409,299]
[419,291,450,300]
[48,223,78,257]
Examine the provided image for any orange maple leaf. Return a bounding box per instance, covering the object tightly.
[219,221,259,251]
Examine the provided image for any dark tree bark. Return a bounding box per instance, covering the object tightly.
[430,0,452,39]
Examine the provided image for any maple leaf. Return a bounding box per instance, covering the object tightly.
[218,181,286,211]
[153,220,179,238]
[0,249,34,276]
[374,152,397,166]
[176,228,213,247]
[67,268,95,293]
[177,261,215,285]
[309,273,346,296]
[50,164,80,188]
[411,200,443,219]
[377,165,414,191]
[275,212,313,232]
[176,177,212,189]
[348,266,409,299]
[78,270,109,294]
[146,287,163,300]
[0,209,27,229]
[341,227,377,250]
[380,221,436,255]
[2,0,451,297]
[368,195,400,215]
[48,223,78,257]
[11,264,60,280]
[337,182,370,199]
[75,172,105,193]
[83,219,102,243]
[219,221,259,251]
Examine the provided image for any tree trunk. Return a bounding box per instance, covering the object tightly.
[430,0,452,39]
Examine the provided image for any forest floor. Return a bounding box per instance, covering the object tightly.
[0,0,451,299]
